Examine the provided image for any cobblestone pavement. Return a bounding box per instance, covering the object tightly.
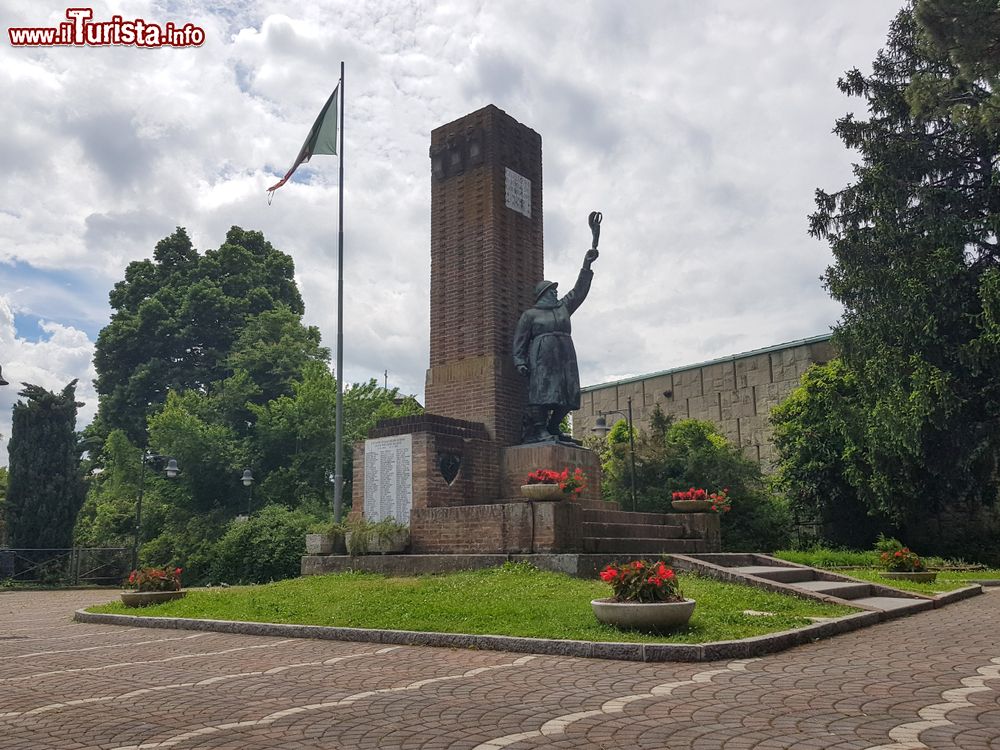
[0,589,998,750]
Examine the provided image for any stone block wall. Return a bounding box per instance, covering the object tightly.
[574,335,835,469]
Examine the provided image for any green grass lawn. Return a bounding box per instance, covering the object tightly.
[88,564,856,644]
[825,567,1000,594]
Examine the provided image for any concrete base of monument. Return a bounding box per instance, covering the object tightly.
[302,553,646,579]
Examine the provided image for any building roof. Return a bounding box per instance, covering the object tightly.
[581,333,834,393]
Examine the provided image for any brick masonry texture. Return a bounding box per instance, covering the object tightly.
[409,500,582,554]
[352,415,500,512]
[425,105,543,446]
[7,589,1000,749]
[575,335,835,469]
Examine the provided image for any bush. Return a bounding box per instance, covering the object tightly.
[598,410,791,551]
[210,504,319,584]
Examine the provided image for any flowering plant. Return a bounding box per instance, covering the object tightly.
[875,536,926,572]
[526,467,587,496]
[124,566,183,592]
[598,559,683,603]
[672,487,731,513]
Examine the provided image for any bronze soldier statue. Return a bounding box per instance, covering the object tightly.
[513,212,601,443]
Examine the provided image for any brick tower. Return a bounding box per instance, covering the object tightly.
[424,105,543,446]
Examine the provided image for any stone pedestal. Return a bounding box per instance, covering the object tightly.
[500,442,603,503]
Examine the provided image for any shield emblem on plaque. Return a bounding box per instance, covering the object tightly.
[438,452,462,485]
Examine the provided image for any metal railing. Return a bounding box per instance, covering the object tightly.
[0,547,129,586]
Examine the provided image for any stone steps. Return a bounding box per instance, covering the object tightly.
[582,522,685,540]
[582,537,706,554]
[577,506,714,555]
[581,508,677,526]
[678,554,933,616]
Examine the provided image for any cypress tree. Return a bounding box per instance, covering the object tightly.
[6,381,85,549]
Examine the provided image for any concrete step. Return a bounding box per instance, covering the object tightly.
[792,580,872,600]
[582,522,685,540]
[733,565,816,584]
[851,596,933,613]
[582,509,675,525]
[572,499,621,512]
[582,537,705,554]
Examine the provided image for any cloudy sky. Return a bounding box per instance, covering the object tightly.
[0,0,905,464]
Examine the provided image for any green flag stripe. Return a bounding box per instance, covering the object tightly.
[267,85,338,193]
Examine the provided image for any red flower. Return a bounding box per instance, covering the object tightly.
[599,568,617,582]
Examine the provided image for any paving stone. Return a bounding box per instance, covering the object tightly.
[1,589,999,749]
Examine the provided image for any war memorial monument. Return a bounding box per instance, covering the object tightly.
[303,105,718,576]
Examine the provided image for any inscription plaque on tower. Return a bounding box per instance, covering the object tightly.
[505,167,531,218]
[363,434,413,523]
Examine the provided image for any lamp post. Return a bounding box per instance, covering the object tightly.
[592,396,637,512]
[132,453,179,572]
[241,469,254,516]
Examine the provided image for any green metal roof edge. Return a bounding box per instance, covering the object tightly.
[581,333,834,393]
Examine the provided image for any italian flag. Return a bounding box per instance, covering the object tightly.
[267,86,339,194]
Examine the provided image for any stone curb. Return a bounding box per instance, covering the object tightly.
[932,584,987,605]
[76,607,891,663]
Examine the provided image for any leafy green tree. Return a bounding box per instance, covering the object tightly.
[809,2,1000,555]
[74,430,142,548]
[5,382,85,549]
[771,361,889,548]
[94,226,317,444]
[251,363,422,510]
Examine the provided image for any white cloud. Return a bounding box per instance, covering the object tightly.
[0,0,906,465]
[0,296,97,465]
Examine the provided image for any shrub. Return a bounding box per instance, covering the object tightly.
[210,504,318,584]
[344,517,408,556]
[599,410,791,551]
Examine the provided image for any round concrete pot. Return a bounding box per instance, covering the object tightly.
[591,597,696,632]
[670,499,714,513]
[120,590,186,608]
[520,483,565,501]
[881,571,937,583]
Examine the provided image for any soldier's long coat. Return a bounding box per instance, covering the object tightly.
[512,268,593,409]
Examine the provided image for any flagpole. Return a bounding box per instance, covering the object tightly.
[333,60,345,524]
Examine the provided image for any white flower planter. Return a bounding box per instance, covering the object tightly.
[591,597,696,632]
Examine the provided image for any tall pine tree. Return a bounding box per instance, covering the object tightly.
[6,382,85,549]
[808,1,999,556]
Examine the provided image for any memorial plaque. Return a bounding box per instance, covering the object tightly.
[363,434,413,523]
[505,167,531,218]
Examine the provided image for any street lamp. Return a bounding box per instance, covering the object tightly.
[241,469,254,516]
[592,395,638,512]
[132,452,180,571]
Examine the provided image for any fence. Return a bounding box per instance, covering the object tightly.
[0,547,130,586]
